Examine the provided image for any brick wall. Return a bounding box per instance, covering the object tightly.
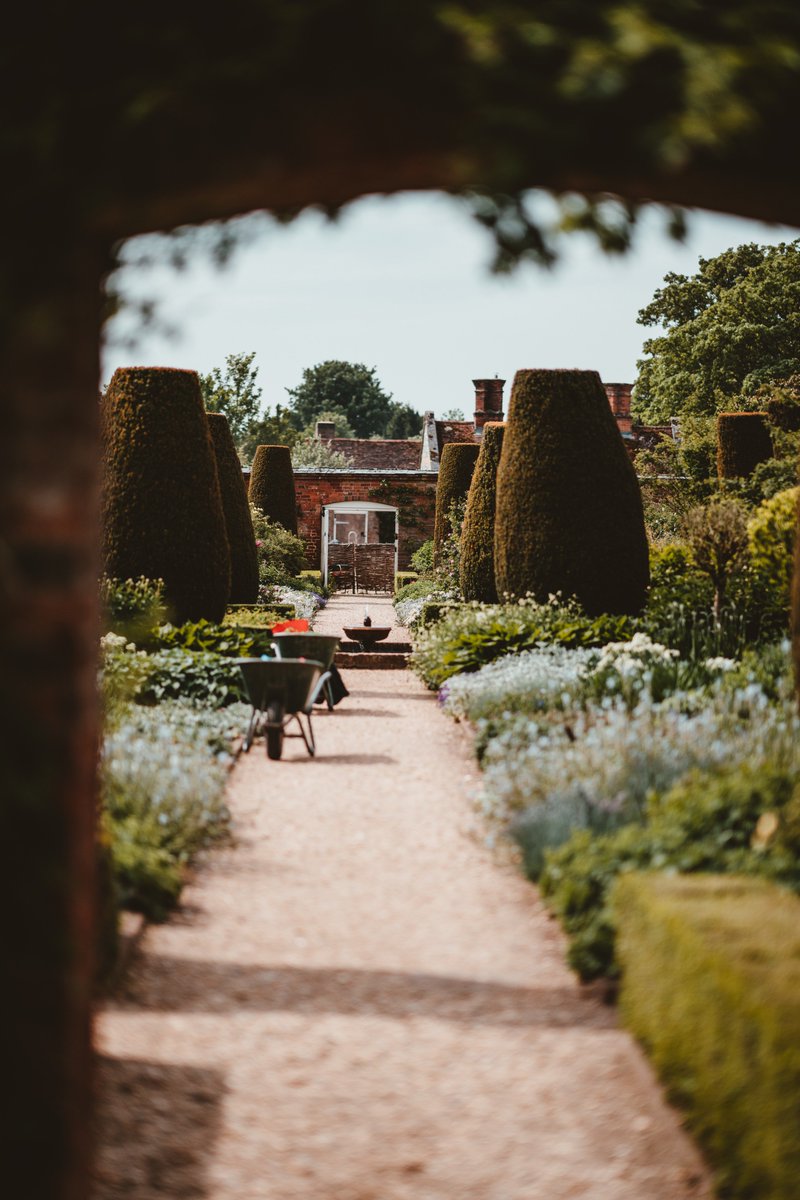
[294,471,437,570]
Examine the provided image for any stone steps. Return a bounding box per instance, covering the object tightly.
[335,642,412,670]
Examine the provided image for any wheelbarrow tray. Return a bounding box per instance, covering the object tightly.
[271,634,342,708]
[235,657,329,759]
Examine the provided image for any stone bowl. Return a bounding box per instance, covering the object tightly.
[342,625,392,649]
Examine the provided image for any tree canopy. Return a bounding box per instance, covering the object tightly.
[286,361,400,438]
[634,242,800,424]
[200,352,263,444]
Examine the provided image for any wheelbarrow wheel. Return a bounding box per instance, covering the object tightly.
[265,700,284,760]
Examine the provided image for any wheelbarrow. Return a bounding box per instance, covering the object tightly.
[271,633,341,709]
[236,657,331,760]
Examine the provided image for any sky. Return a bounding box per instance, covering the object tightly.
[103,192,799,419]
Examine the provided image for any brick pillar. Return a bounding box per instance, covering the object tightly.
[0,235,104,1200]
[473,377,505,431]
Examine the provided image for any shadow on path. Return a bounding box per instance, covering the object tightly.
[116,959,616,1031]
[92,1056,225,1199]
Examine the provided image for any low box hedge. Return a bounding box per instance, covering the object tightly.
[299,569,323,588]
[419,600,455,628]
[612,873,800,1199]
[395,570,419,592]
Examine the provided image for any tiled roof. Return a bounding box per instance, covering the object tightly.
[434,421,477,448]
[325,438,422,469]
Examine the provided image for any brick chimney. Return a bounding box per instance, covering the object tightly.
[315,420,336,440]
[603,382,633,435]
[473,377,505,431]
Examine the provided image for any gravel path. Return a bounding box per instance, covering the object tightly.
[94,597,711,1199]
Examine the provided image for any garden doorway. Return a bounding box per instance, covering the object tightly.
[321,501,398,592]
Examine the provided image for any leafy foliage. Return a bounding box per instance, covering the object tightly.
[291,439,353,468]
[199,351,262,445]
[239,404,299,464]
[540,762,800,980]
[250,507,306,584]
[411,597,633,689]
[102,702,246,919]
[153,619,275,658]
[286,360,394,437]
[634,242,800,424]
[684,498,749,621]
[101,575,167,639]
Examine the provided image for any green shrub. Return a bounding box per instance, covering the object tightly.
[299,569,324,589]
[101,645,245,708]
[411,539,434,574]
[494,369,649,615]
[614,874,800,1200]
[153,619,275,657]
[249,444,298,532]
[460,421,505,602]
[100,575,167,640]
[433,442,479,562]
[223,606,284,629]
[107,820,184,922]
[717,411,773,479]
[207,412,259,603]
[101,367,231,623]
[419,600,456,628]
[251,506,306,583]
[410,598,633,688]
[395,571,419,592]
[748,486,798,618]
[684,497,749,623]
[540,762,800,980]
[395,577,439,603]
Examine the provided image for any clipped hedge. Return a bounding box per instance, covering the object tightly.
[494,369,649,615]
[717,412,773,479]
[613,873,800,1199]
[460,421,505,602]
[207,413,259,603]
[395,570,419,592]
[433,442,479,562]
[249,444,298,532]
[102,367,230,623]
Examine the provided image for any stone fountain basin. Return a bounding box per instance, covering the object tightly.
[342,625,392,648]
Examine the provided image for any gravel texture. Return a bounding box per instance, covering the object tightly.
[94,596,711,1199]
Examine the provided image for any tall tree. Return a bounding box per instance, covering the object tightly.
[239,404,299,464]
[385,402,422,438]
[200,351,263,444]
[634,242,800,424]
[286,361,393,438]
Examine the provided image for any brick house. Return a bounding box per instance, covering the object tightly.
[246,375,643,589]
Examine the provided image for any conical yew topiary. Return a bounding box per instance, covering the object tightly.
[249,445,298,533]
[717,412,773,479]
[460,422,505,602]
[102,367,231,623]
[433,442,479,562]
[494,369,649,615]
[207,413,259,603]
